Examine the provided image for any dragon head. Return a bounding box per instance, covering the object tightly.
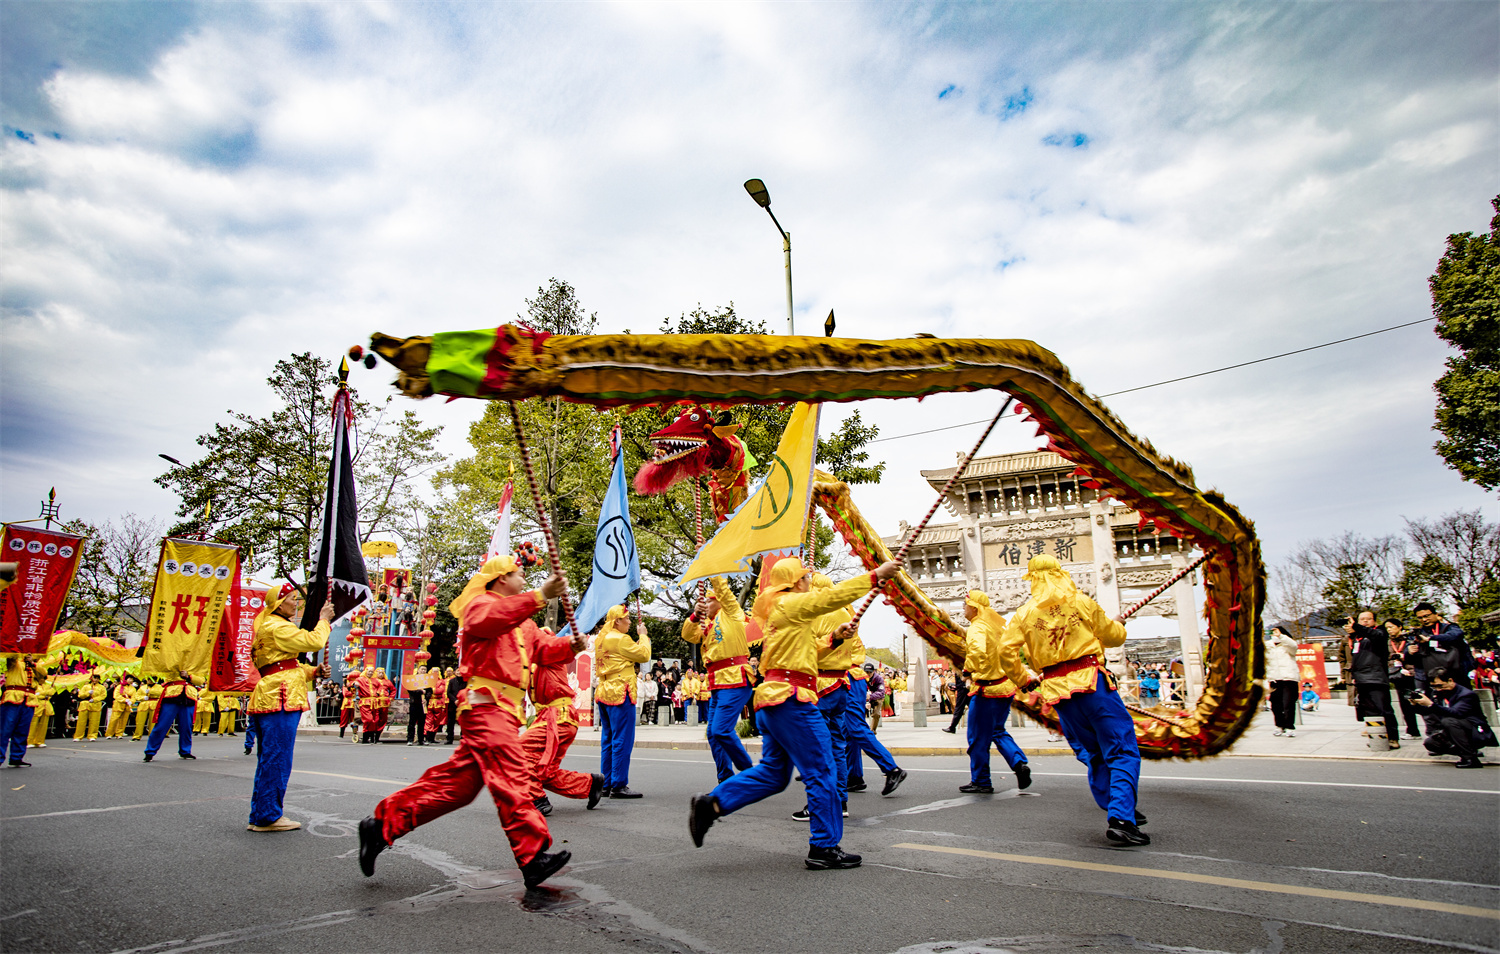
[633,407,747,502]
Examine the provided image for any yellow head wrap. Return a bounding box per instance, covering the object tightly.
[752,557,809,627]
[449,555,522,627]
[1023,555,1077,613]
[596,603,631,635]
[252,581,299,635]
[964,588,1006,630]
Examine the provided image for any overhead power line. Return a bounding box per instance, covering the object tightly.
[866,318,1431,445]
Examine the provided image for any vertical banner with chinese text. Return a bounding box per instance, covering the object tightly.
[0,525,85,654]
[209,576,265,692]
[1296,643,1331,699]
[141,538,239,678]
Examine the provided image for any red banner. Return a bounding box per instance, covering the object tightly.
[1297,643,1331,699]
[0,525,85,654]
[210,578,267,692]
[365,634,421,650]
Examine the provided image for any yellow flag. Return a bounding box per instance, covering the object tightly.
[141,538,239,678]
[678,402,820,586]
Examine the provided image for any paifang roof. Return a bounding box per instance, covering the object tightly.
[920,450,1074,485]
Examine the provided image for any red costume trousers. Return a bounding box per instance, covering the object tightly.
[424,706,444,735]
[360,704,379,734]
[339,706,354,729]
[374,704,549,866]
[520,712,593,801]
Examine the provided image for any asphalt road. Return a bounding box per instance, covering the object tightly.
[2,735,1496,954]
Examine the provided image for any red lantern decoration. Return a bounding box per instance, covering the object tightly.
[422,608,436,622]
[426,581,438,594]
[425,596,437,607]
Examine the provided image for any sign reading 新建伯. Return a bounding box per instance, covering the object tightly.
[142,538,239,679]
[0,525,86,655]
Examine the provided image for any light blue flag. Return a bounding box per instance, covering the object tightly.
[558,449,640,638]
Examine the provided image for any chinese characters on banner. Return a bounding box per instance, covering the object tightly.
[209,577,266,692]
[1296,643,1332,699]
[141,538,239,678]
[0,525,85,654]
[992,536,1080,567]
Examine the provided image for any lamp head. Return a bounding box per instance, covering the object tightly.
[744,178,771,208]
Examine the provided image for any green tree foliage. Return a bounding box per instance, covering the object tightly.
[155,353,443,586]
[1430,195,1500,492]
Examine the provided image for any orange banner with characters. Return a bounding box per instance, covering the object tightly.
[141,538,239,679]
[209,576,266,692]
[0,525,85,655]
[1296,643,1331,699]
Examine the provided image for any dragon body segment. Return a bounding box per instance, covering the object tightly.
[369,324,1265,759]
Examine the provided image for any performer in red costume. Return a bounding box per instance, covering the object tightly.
[359,554,580,889]
[520,626,606,816]
[355,664,380,743]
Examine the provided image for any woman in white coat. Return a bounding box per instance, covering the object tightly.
[1265,626,1301,737]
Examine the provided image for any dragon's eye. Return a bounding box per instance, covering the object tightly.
[689,413,700,422]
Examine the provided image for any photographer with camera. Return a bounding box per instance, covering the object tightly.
[1411,668,1494,768]
[1344,610,1400,749]
[1411,602,1473,688]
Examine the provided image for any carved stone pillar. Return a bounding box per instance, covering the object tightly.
[1089,500,1124,677]
[1173,552,1205,703]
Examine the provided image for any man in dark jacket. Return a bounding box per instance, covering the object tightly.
[444,668,464,744]
[1346,611,1399,748]
[1414,668,1494,767]
[1411,602,1472,687]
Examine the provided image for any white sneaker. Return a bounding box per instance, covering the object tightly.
[1287,730,1296,738]
[1272,729,1284,736]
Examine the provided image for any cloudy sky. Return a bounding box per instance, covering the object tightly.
[2,1,1496,650]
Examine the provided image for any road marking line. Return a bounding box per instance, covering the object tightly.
[292,769,405,785]
[2,796,248,821]
[892,843,1500,919]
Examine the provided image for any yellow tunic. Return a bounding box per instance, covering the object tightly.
[963,610,1018,698]
[594,630,651,706]
[247,616,330,713]
[998,592,1126,704]
[1,657,34,705]
[814,606,855,696]
[160,674,203,704]
[756,573,873,709]
[680,577,754,689]
[28,683,54,745]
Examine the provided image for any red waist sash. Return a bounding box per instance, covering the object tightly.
[707,656,749,674]
[258,659,301,677]
[762,669,816,692]
[1041,655,1101,682]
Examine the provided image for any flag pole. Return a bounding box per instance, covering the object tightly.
[845,397,1013,629]
[507,401,579,637]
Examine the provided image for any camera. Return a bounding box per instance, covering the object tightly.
[1405,690,1426,703]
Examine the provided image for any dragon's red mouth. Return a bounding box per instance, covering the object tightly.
[650,436,705,464]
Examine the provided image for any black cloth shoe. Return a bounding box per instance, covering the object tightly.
[792,807,811,821]
[178,753,196,760]
[1014,763,1032,789]
[805,845,862,870]
[1106,818,1151,846]
[958,782,993,794]
[846,776,868,793]
[587,774,606,810]
[358,816,387,877]
[1456,758,1485,768]
[881,768,908,796]
[610,786,643,799]
[842,801,849,817]
[689,794,719,847]
[534,795,553,817]
[1135,809,1149,826]
[8,760,31,768]
[940,726,956,734]
[142,753,153,762]
[520,850,571,889]
[243,747,253,755]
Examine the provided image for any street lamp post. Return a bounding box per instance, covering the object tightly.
[743,179,795,335]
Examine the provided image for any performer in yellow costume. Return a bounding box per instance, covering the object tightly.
[594,605,650,797]
[28,677,56,749]
[999,555,1146,846]
[681,576,755,782]
[2,655,40,765]
[958,590,1029,794]
[74,675,106,741]
[133,684,161,741]
[789,572,859,822]
[217,692,240,735]
[105,679,136,739]
[194,691,217,735]
[246,582,332,832]
[690,557,900,870]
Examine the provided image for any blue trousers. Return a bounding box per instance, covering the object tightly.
[712,699,842,848]
[144,699,195,757]
[1054,672,1141,820]
[696,700,709,723]
[967,694,1027,786]
[599,701,636,788]
[706,684,754,782]
[1,702,35,764]
[249,710,301,826]
[816,684,849,803]
[244,715,258,752]
[845,686,897,778]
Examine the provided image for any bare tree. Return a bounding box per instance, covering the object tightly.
[60,514,165,638]
[1403,509,1500,612]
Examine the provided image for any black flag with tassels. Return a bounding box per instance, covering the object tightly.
[301,360,371,631]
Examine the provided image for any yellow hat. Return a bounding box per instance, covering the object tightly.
[596,604,630,635]
[965,589,990,608]
[253,581,299,634]
[449,555,522,626]
[752,557,809,626]
[1023,554,1077,612]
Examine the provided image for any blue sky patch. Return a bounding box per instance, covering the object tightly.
[1043,131,1091,148]
[1001,87,1032,117]
[938,83,960,99]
